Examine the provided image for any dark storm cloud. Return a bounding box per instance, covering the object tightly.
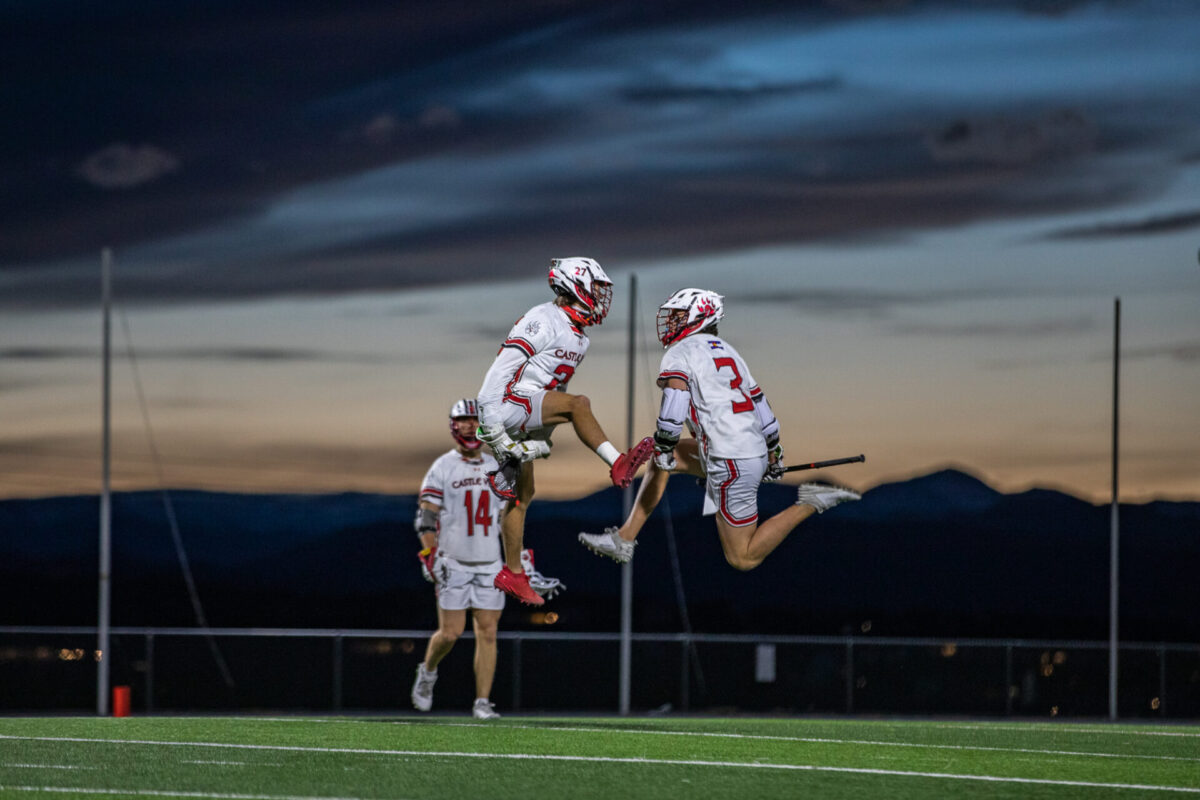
[0,346,390,364]
[725,287,1023,317]
[1041,209,1200,240]
[890,316,1095,337]
[3,0,1199,310]
[1118,340,1200,364]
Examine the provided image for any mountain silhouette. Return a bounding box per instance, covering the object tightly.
[2,469,1197,641]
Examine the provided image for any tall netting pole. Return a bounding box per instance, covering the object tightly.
[619,273,637,715]
[97,247,113,716]
[1108,297,1120,721]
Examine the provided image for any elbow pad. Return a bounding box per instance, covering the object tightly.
[414,506,438,536]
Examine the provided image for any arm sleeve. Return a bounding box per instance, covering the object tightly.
[477,347,528,425]
[656,387,691,438]
[754,393,780,445]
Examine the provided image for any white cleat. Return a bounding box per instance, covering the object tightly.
[578,527,636,564]
[520,548,566,598]
[795,483,861,514]
[410,664,437,712]
[472,698,501,720]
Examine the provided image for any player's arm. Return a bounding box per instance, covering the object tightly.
[652,376,690,470]
[414,496,442,582]
[752,387,786,481]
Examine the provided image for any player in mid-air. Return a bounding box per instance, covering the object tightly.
[476,257,655,605]
[410,399,564,719]
[579,288,860,570]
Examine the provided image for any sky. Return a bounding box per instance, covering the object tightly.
[1,0,1198,503]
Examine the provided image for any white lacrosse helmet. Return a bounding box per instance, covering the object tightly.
[448,398,481,450]
[547,257,613,327]
[656,288,724,347]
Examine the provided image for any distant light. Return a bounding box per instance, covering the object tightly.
[1053,650,1067,665]
[1150,697,1161,710]
[94,650,103,662]
[1050,706,1059,717]
[530,612,558,625]
[399,640,415,655]
[860,620,872,633]
[1041,664,1054,677]
[941,643,957,658]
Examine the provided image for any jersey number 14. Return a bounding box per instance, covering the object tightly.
[462,489,493,536]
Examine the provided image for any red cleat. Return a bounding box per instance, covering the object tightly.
[610,436,655,489]
[493,565,545,606]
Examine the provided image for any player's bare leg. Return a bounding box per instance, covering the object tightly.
[471,608,501,700]
[423,607,467,669]
[493,463,545,605]
[540,391,608,451]
[713,504,817,572]
[499,461,536,571]
[617,439,705,543]
[579,440,703,562]
[541,391,654,487]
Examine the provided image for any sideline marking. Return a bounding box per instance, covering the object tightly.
[0,735,1197,794]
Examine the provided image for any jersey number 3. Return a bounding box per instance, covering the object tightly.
[713,357,754,414]
[462,489,493,536]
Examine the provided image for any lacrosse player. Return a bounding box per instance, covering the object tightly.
[476,258,654,605]
[411,398,564,719]
[579,288,860,570]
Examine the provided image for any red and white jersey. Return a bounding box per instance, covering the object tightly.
[658,333,767,460]
[419,450,503,571]
[477,301,590,427]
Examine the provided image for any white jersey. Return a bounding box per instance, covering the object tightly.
[477,301,591,427]
[418,450,503,571]
[658,333,768,460]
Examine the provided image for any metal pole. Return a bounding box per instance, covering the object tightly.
[97,247,113,716]
[618,274,637,715]
[1108,297,1120,721]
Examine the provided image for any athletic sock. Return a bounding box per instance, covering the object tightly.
[596,441,620,466]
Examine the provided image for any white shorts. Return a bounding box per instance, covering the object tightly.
[702,455,767,527]
[436,562,506,611]
[499,390,555,439]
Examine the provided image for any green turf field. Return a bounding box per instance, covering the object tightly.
[1,715,1197,799]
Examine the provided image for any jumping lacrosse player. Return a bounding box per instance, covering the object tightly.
[476,258,655,605]
[411,398,565,719]
[579,288,859,570]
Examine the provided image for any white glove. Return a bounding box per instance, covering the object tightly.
[478,422,515,453]
[479,423,550,463]
[653,450,677,472]
[509,439,551,462]
[763,440,785,482]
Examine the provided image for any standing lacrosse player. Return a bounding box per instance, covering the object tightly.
[476,258,655,605]
[411,398,564,719]
[579,288,859,570]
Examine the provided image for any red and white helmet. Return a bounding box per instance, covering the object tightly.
[656,288,724,347]
[448,398,481,450]
[547,257,613,327]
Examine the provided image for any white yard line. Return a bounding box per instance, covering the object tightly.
[0,735,1197,794]
[935,724,1200,738]
[2,765,94,770]
[253,717,1200,763]
[0,788,384,800]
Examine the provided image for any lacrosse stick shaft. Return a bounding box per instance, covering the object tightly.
[782,454,865,473]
